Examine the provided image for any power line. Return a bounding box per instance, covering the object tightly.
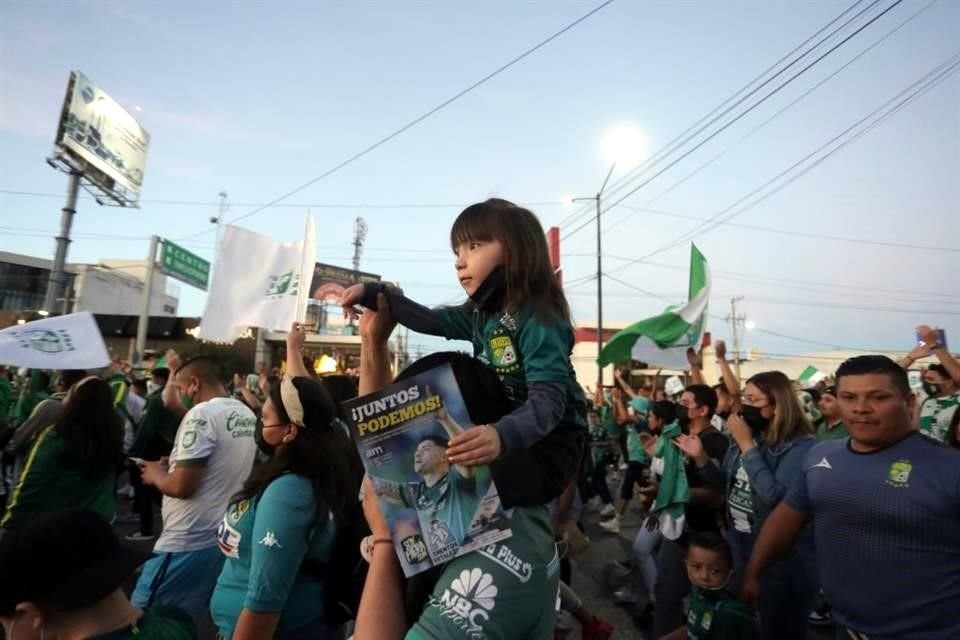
[175,0,616,240]
[561,0,896,239]
[591,0,940,244]
[605,49,960,274]
[556,0,875,231]
[599,271,879,352]
[0,190,566,210]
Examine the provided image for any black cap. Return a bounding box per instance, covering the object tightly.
[0,509,150,615]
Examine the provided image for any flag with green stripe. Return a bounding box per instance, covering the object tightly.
[598,245,710,370]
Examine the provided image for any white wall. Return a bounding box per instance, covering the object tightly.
[73,266,178,316]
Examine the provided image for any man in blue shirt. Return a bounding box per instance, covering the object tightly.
[743,355,960,640]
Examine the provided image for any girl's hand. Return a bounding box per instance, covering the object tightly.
[446,425,502,466]
[340,283,365,319]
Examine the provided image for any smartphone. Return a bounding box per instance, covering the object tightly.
[916,329,947,350]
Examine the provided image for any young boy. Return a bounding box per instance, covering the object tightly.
[663,531,755,639]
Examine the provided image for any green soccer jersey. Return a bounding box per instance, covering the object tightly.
[91,606,197,639]
[816,419,848,441]
[588,425,610,466]
[1,425,117,531]
[407,505,560,640]
[686,587,755,640]
[437,306,587,439]
[918,392,960,442]
[377,466,491,563]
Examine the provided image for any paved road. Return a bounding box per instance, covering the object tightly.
[563,503,834,640]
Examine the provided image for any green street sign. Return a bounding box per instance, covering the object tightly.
[160,239,210,290]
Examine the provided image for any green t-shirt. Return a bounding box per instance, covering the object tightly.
[686,587,755,640]
[91,606,196,639]
[129,389,181,458]
[588,425,610,466]
[407,505,560,640]
[210,474,335,639]
[377,466,490,563]
[599,403,622,438]
[0,377,12,419]
[1,425,117,530]
[437,305,587,446]
[816,419,848,441]
[918,392,960,442]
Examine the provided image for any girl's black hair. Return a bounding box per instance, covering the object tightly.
[55,377,124,470]
[233,377,363,526]
[450,198,571,325]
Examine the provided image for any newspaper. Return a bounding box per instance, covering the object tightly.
[345,363,512,577]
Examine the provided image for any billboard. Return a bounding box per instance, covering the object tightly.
[309,262,380,302]
[53,71,150,201]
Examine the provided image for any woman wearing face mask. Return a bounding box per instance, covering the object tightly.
[1,376,124,532]
[674,371,816,640]
[209,375,363,640]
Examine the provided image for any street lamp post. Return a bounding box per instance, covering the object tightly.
[571,162,616,388]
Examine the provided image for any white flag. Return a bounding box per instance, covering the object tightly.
[0,311,110,369]
[197,214,316,343]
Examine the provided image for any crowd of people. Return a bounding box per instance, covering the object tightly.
[0,198,957,640]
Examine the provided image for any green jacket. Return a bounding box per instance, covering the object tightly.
[1,426,117,531]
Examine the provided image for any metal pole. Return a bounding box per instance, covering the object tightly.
[596,194,604,387]
[730,297,742,381]
[134,235,159,366]
[43,171,81,314]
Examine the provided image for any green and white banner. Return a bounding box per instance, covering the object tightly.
[198,214,316,343]
[599,244,710,371]
[798,365,827,388]
[0,311,110,369]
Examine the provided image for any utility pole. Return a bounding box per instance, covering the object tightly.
[210,191,228,265]
[352,217,368,280]
[728,296,745,381]
[571,162,616,388]
[134,235,159,366]
[43,170,81,315]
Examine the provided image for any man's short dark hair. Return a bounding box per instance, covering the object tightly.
[928,364,951,380]
[836,355,911,397]
[687,531,733,570]
[652,400,677,424]
[418,434,450,449]
[151,367,170,384]
[685,384,718,419]
[175,356,223,385]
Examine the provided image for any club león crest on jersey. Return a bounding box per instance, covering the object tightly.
[434,568,498,638]
[487,328,519,375]
[886,459,913,487]
[14,328,75,354]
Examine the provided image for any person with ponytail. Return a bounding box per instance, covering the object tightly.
[209,375,363,640]
[674,370,816,639]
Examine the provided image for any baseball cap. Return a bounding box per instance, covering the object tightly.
[0,509,150,615]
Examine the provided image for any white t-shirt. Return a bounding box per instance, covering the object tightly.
[155,397,257,553]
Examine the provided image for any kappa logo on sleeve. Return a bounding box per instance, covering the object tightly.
[431,568,499,639]
[258,531,283,549]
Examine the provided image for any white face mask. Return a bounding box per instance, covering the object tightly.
[146,381,162,395]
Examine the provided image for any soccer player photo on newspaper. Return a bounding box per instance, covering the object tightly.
[344,363,512,577]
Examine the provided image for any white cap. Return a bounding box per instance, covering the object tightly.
[665,376,685,397]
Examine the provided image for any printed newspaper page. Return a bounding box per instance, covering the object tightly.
[345,363,512,577]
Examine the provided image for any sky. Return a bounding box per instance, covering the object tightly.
[1,0,958,362]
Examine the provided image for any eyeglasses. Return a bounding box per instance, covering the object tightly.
[740,395,770,407]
